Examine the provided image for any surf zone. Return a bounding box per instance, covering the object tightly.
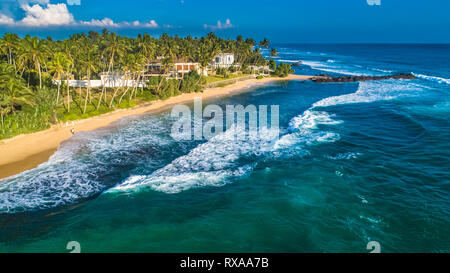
[170,97,280,141]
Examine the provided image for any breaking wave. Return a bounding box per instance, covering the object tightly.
[275,78,424,150]
[412,73,450,85]
[301,60,362,76]
[0,69,430,213]
[313,80,424,108]
[109,125,279,194]
[0,116,172,213]
[274,110,342,150]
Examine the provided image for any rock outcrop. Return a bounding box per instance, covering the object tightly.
[311,73,417,83]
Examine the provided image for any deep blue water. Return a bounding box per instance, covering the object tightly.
[0,44,449,252]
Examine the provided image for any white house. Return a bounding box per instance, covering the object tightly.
[57,72,146,88]
[247,65,273,75]
[211,53,236,69]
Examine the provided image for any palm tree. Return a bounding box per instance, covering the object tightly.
[0,33,19,66]
[161,56,174,76]
[197,43,213,77]
[130,53,146,100]
[259,38,270,48]
[80,47,99,113]
[110,53,134,107]
[0,63,34,127]
[98,33,128,109]
[19,36,48,89]
[137,33,156,62]
[117,53,142,105]
[270,48,278,57]
[47,52,72,108]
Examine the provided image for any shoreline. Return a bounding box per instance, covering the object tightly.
[0,74,312,179]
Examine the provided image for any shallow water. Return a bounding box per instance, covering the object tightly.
[0,44,449,252]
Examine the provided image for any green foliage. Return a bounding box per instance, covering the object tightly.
[139,89,160,101]
[215,67,229,78]
[270,48,278,57]
[216,82,233,88]
[0,111,50,139]
[155,78,181,100]
[0,30,268,140]
[228,65,237,73]
[259,38,270,48]
[34,86,58,123]
[274,63,294,77]
[0,63,35,119]
[256,75,264,80]
[268,59,277,70]
[180,71,204,93]
[65,113,79,121]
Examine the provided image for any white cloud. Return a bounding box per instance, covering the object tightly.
[204,19,233,31]
[0,2,162,29]
[0,14,15,25]
[80,18,119,27]
[140,20,158,28]
[80,18,159,28]
[19,3,75,26]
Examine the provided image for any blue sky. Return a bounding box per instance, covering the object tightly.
[0,0,449,43]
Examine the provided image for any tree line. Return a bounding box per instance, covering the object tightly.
[0,30,288,139]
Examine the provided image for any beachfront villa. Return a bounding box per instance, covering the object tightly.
[144,58,206,79]
[247,65,273,75]
[60,59,206,88]
[211,53,236,69]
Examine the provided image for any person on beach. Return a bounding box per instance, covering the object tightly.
[71,128,75,135]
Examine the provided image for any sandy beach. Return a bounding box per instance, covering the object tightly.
[0,74,312,179]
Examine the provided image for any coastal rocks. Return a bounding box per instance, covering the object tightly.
[311,73,417,83]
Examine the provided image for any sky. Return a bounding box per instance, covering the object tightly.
[0,0,449,43]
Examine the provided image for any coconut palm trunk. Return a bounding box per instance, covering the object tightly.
[66,74,70,112]
[119,74,134,105]
[56,76,61,106]
[97,55,114,110]
[84,70,91,114]
[8,48,12,65]
[38,62,42,89]
[110,71,126,107]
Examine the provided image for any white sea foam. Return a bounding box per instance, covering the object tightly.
[110,125,279,194]
[412,73,450,85]
[288,110,343,131]
[325,152,362,160]
[276,59,302,63]
[0,116,172,213]
[0,141,107,213]
[0,68,431,211]
[274,110,342,150]
[313,80,423,108]
[275,79,424,150]
[301,60,361,76]
[370,67,393,73]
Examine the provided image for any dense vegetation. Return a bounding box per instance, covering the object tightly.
[0,30,291,140]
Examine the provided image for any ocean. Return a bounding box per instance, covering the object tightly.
[0,44,449,252]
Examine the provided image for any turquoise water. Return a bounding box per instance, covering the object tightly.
[0,44,449,252]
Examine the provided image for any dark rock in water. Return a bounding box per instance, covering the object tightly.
[311,73,417,83]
